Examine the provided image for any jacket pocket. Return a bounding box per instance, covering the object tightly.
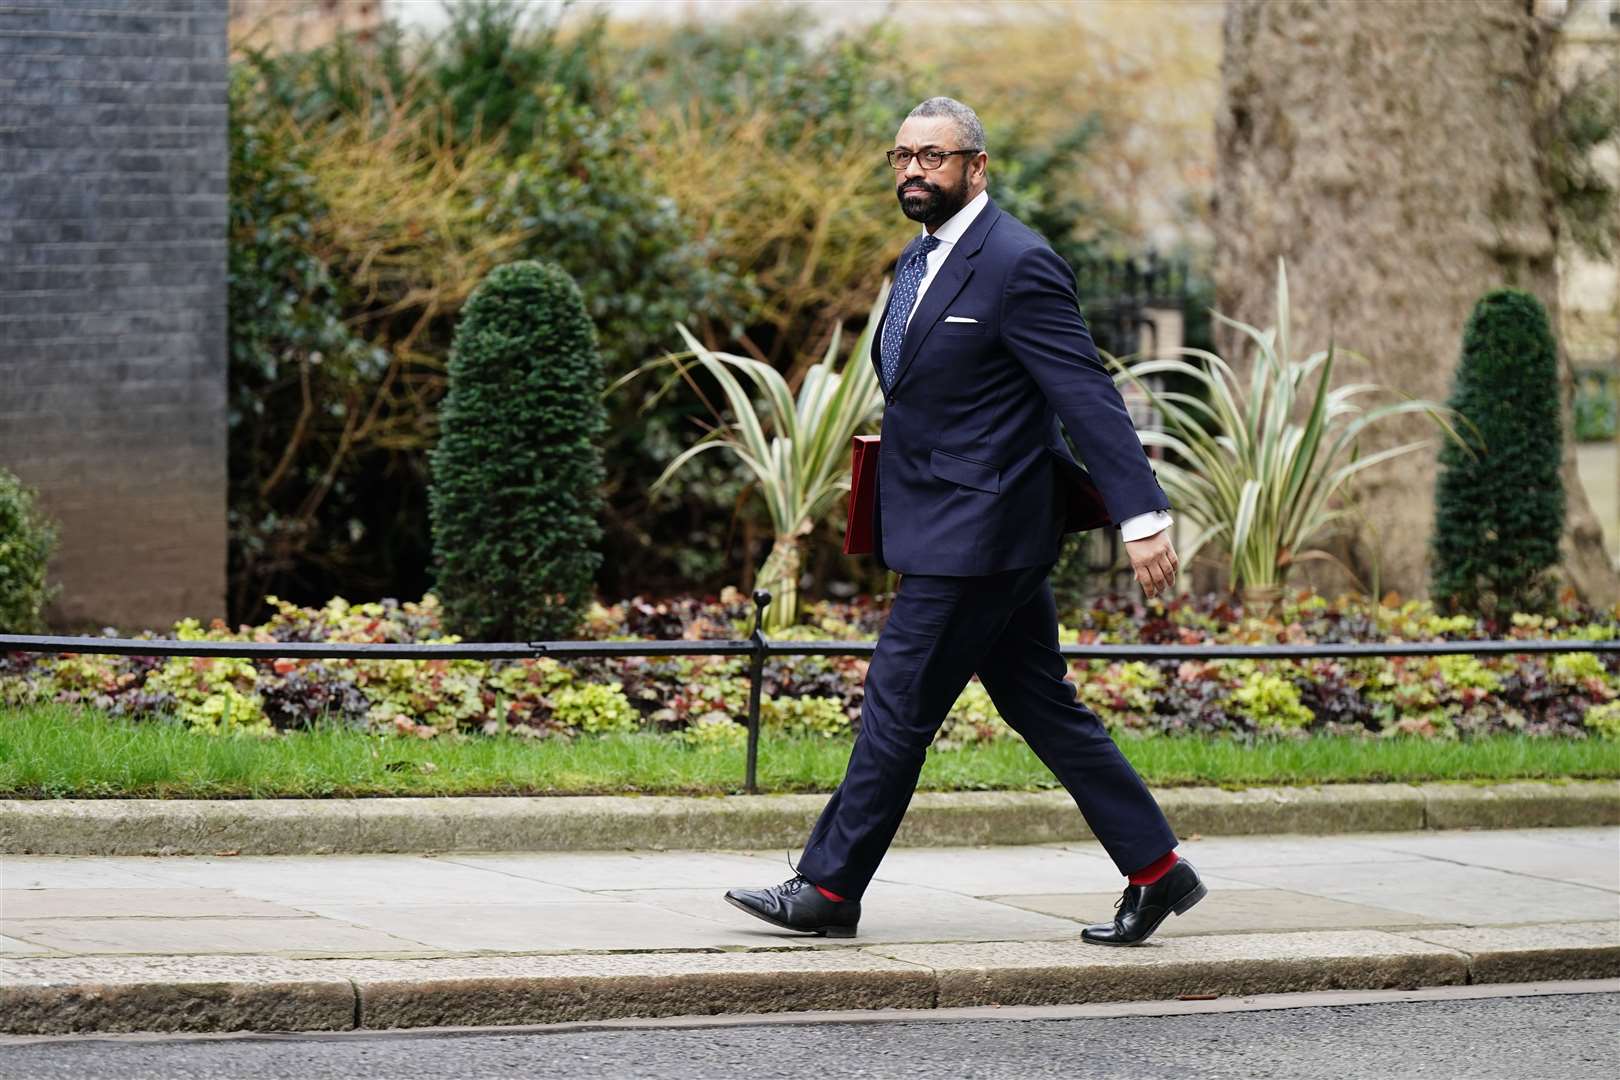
[930,447,1001,493]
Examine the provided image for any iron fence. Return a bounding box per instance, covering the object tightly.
[2,589,1616,793]
[1069,250,1197,596]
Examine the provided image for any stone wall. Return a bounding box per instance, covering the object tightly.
[0,0,229,632]
[1214,0,1618,606]
[1550,0,1620,372]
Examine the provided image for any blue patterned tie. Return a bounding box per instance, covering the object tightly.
[880,234,941,388]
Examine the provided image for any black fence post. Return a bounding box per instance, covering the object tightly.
[745,588,771,795]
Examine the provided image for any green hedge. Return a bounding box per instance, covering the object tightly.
[0,467,59,633]
[429,261,607,641]
[1431,288,1565,615]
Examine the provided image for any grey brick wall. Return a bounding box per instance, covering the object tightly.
[0,0,228,633]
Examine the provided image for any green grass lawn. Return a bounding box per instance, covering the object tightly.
[2,704,1615,799]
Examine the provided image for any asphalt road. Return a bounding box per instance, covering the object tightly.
[1,989,1616,1080]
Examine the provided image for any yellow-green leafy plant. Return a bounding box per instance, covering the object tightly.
[0,668,39,707]
[550,682,639,734]
[486,657,576,734]
[489,658,574,698]
[1075,659,1164,729]
[680,712,749,750]
[612,281,890,631]
[1219,661,1314,732]
[353,658,490,737]
[682,666,751,723]
[32,654,128,705]
[1434,654,1505,697]
[766,623,846,642]
[762,694,850,738]
[1550,651,1615,691]
[1382,709,1458,739]
[1584,700,1620,739]
[933,678,1017,750]
[1109,257,1470,605]
[144,656,271,736]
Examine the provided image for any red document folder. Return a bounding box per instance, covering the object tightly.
[842,435,880,555]
[1050,449,1113,534]
[841,436,1113,556]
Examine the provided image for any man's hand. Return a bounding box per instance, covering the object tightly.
[1123,528,1178,599]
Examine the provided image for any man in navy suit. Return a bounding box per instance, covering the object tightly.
[726,97,1205,946]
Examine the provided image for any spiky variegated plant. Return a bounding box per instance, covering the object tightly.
[1108,257,1472,602]
[612,281,891,631]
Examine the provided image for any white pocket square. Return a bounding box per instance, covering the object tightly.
[943,315,979,323]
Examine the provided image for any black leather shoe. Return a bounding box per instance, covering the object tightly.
[1081,859,1207,946]
[725,874,861,938]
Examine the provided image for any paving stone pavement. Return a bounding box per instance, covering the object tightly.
[1,828,1615,958]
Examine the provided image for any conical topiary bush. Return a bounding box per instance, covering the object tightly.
[429,260,607,640]
[0,465,60,633]
[1430,288,1565,615]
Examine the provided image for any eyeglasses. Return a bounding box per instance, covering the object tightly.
[885,147,981,171]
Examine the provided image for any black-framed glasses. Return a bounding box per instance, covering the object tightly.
[886,147,981,171]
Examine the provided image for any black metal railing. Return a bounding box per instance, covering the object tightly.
[1071,249,1196,596]
[2,589,1616,793]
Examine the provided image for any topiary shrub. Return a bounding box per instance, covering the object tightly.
[429,260,607,640]
[1430,288,1565,616]
[0,466,60,633]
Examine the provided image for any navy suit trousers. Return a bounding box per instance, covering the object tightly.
[795,561,1178,900]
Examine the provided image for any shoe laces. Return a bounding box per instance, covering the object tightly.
[780,850,809,894]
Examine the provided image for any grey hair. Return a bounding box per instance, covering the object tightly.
[906,96,986,154]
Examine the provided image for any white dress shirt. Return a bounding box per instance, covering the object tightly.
[897,190,1173,544]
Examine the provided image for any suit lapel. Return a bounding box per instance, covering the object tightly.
[887,199,1001,395]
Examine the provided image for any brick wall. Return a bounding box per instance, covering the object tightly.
[0,0,228,633]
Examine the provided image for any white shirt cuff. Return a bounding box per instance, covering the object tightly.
[1118,510,1172,542]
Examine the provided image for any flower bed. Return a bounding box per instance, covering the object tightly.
[2,589,1616,746]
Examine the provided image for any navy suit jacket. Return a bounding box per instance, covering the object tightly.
[870,196,1170,576]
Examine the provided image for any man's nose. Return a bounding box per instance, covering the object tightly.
[901,156,926,182]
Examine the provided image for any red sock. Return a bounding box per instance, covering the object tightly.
[815,884,846,902]
[1127,850,1179,885]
